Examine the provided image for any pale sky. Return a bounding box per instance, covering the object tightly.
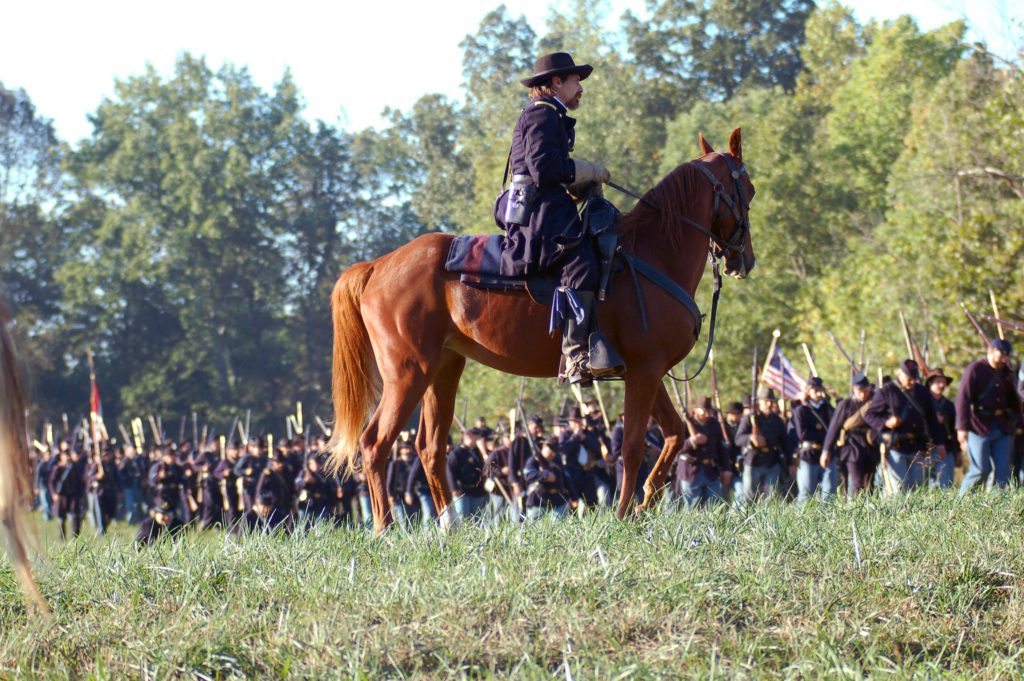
[1,0,1018,143]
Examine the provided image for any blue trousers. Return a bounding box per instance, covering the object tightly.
[743,463,781,502]
[453,493,489,520]
[930,452,955,489]
[526,504,567,521]
[883,449,927,493]
[678,470,724,508]
[959,428,1012,495]
[796,459,841,505]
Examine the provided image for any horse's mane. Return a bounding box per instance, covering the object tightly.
[617,161,708,253]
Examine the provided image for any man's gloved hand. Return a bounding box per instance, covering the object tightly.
[573,159,611,185]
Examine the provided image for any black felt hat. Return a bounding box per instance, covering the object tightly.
[520,52,593,87]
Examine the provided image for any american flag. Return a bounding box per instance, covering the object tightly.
[762,348,807,400]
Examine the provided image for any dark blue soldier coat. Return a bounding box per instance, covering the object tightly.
[864,382,945,453]
[495,96,596,289]
[793,400,834,462]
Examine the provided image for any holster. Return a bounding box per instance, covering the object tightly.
[503,174,537,226]
[582,197,621,301]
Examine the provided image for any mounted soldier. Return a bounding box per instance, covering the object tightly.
[494,52,624,385]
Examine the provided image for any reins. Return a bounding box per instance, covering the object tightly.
[606,155,751,383]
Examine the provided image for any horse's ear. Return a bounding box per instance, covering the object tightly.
[698,132,714,156]
[728,128,742,163]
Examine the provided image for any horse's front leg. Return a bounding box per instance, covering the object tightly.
[615,368,662,519]
[639,383,686,510]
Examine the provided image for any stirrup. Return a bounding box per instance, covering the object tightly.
[588,332,626,378]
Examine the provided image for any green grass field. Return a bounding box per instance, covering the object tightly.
[2,492,1024,679]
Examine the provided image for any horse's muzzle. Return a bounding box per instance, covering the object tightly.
[725,252,755,279]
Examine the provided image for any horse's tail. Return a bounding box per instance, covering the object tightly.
[326,262,379,477]
[0,307,48,613]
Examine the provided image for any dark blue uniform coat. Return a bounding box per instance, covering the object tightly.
[494,96,597,290]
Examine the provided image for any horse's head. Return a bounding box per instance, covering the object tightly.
[696,129,756,279]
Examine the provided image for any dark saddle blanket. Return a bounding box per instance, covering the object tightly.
[444,234,505,276]
[444,234,554,304]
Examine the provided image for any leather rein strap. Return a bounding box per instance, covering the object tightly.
[607,155,749,383]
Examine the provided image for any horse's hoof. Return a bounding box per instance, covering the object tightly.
[438,507,460,533]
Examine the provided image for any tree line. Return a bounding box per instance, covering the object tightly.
[1,0,1021,432]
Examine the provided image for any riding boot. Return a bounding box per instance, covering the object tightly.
[561,291,626,384]
[561,292,593,386]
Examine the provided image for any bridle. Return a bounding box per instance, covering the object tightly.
[687,153,751,262]
[604,153,753,383]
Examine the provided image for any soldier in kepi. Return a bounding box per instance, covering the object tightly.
[495,52,624,385]
[734,387,788,503]
[863,359,946,492]
[822,374,880,498]
[957,339,1021,494]
[793,376,837,505]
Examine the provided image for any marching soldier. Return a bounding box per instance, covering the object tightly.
[523,437,575,520]
[957,340,1020,494]
[296,454,337,526]
[118,445,147,524]
[673,397,732,507]
[254,449,295,531]
[559,407,603,511]
[85,445,119,534]
[148,446,188,521]
[863,360,946,493]
[446,430,488,520]
[509,415,545,511]
[822,374,881,498]
[195,446,223,530]
[386,442,417,526]
[214,442,242,527]
[49,447,86,539]
[722,401,744,502]
[483,432,514,521]
[233,439,265,513]
[405,452,438,525]
[925,368,959,489]
[735,388,788,502]
[793,377,837,504]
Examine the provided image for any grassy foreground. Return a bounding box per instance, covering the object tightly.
[2,492,1024,679]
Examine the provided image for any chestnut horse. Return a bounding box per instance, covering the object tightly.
[0,304,48,611]
[328,129,756,533]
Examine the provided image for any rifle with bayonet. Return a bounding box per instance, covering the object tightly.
[898,310,930,375]
[959,300,990,348]
[668,373,701,439]
[709,349,730,443]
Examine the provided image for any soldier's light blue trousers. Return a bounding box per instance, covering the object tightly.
[743,463,781,503]
[959,428,1011,495]
[796,459,841,505]
[884,450,926,492]
[678,470,723,509]
[930,453,954,489]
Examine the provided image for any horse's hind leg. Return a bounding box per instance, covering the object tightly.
[360,375,431,535]
[639,384,686,511]
[415,350,466,529]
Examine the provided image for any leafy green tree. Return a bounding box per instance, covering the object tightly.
[625,0,814,110]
